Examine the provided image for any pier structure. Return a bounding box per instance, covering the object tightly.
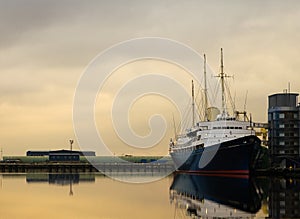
[0,162,174,173]
[0,155,174,173]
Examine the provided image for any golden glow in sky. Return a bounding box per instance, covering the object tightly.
[1,1,300,155]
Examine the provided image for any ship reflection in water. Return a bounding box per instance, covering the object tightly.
[170,173,264,218]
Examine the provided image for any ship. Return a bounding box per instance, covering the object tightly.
[169,173,263,218]
[169,49,262,175]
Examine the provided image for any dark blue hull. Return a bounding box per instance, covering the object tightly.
[171,135,261,174]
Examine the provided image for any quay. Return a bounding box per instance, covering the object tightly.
[0,162,96,173]
[2,159,300,177]
[0,160,175,173]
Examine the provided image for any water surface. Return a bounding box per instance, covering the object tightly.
[0,173,298,218]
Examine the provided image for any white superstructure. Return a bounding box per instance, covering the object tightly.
[170,113,255,153]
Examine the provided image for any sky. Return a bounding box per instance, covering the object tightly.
[1,0,300,155]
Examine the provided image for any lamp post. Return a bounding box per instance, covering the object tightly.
[69,139,74,151]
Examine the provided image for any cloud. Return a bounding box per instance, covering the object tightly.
[1,0,300,154]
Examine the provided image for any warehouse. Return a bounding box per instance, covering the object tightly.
[26,150,96,157]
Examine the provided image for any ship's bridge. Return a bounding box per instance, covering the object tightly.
[195,118,254,146]
[216,112,236,121]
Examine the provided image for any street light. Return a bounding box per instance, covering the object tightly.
[69,139,74,151]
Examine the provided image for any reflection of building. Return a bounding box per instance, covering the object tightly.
[26,173,95,196]
[268,92,300,168]
[26,173,95,185]
[268,178,300,218]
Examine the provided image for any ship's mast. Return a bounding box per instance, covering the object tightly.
[192,80,195,126]
[219,48,228,115]
[204,54,208,121]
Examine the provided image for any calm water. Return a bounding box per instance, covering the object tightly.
[0,173,299,219]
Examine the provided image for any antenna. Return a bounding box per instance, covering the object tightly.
[244,90,248,112]
[288,82,291,105]
[172,113,177,139]
[192,80,195,126]
[204,54,208,121]
[233,91,236,115]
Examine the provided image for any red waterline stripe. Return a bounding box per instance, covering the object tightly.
[177,169,249,174]
[176,170,250,178]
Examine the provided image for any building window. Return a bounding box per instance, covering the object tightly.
[279,141,285,146]
[268,113,271,121]
[279,150,285,154]
[294,113,298,119]
[279,124,285,128]
[279,113,285,119]
[279,133,285,137]
[279,192,285,197]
